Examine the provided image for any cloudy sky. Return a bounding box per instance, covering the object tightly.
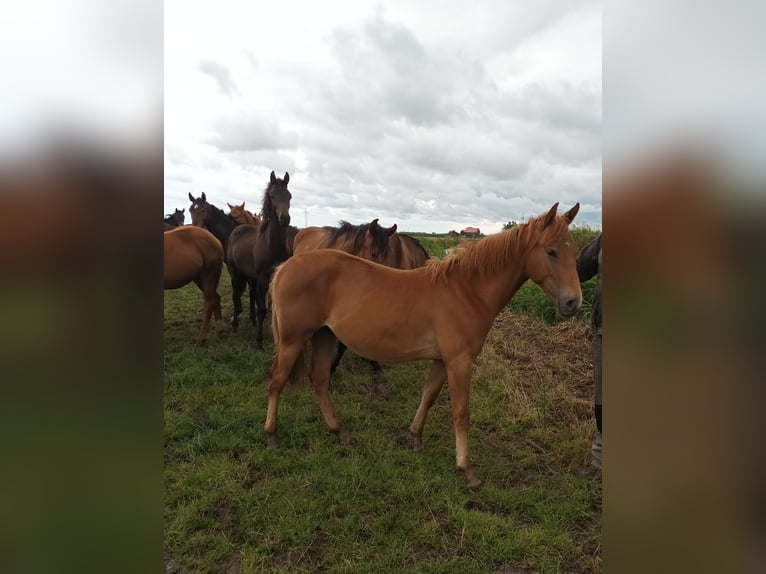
[164,0,602,233]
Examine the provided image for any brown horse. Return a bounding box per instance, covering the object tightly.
[228,202,261,226]
[264,203,581,489]
[163,225,224,344]
[227,171,292,349]
[293,218,430,377]
[164,208,185,231]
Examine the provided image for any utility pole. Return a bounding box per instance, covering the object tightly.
[304,208,308,227]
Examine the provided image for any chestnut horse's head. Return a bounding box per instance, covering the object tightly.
[524,202,583,317]
[265,171,292,227]
[228,201,259,225]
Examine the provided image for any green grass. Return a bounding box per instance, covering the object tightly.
[165,233,602,573]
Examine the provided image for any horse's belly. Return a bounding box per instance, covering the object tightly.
[330,321,439,363]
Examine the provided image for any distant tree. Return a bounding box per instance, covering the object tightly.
[502,221,517,230]
[448,230,459,236]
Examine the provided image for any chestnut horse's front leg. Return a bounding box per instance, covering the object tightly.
[445,356,481,489]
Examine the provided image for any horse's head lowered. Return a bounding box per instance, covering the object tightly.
[266,171,292,227]
[524,202,582,317]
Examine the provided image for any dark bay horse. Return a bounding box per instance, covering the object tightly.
[264,203,582,489]
[293,218,430,377]
[188,191,239,250]
[163,225,224,344]
[164,208,185,231]
[188,191,256,328]
[227,171,292,349]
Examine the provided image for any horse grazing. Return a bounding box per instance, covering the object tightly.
[163,225,224,344]
[228,202,261,226]
[293,218,430,377]
[164,208,185,231]
[264,203,582,489]
[227,170,292,349]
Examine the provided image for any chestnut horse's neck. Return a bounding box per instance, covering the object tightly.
[430,223,535,317]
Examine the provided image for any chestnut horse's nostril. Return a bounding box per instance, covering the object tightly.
[561,297,581,316]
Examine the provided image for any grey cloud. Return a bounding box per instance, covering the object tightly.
[325,12,482,128]
[496,81,601,134]
[206,114,298,152]
[196,59,240,97]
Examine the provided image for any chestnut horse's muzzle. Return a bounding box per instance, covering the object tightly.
[557,294,582,317]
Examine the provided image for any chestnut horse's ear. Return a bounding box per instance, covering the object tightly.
[284,172,290,184]
[201,192,206,202]
[385,224,397,236]
[188,192,195,202]
[240,201,245,209]
[562,203,580,224]
[270,170,276,183]
[227,203,234,210]
[543,202,559,228]
[370,218,379,229]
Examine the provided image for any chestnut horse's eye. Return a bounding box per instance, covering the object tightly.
[547,248,557,258]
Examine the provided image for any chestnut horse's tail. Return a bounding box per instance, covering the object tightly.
[269,263,307,385]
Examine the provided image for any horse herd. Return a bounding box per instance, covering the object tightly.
[164,170,584,488]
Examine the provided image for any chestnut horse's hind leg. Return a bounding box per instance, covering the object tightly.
[445,356,481,490]
[409,360,447,450]
[310,328,348,443]
[193,277,216,345]
[264,340,305,445]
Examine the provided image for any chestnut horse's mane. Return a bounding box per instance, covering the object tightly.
[425,211,566,283]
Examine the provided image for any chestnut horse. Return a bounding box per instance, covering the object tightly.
[264,203,581,489]
[293,218,430,377]
[163,225,224,344]
[228,202,261,226]
[164,208,185,231]
[227,171,292,349]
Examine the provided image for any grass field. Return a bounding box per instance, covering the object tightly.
[164,231,602,573]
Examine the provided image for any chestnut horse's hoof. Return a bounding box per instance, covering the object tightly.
[337,428,350,445]
[266,433,278,447]
[411,434,423,451]
[461,467,482,490]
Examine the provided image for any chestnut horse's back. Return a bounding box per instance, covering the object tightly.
[164,226,223,289]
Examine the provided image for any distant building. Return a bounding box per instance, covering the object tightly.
[461,227,481,238]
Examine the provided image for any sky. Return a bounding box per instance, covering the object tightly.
[164,0,602,233]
